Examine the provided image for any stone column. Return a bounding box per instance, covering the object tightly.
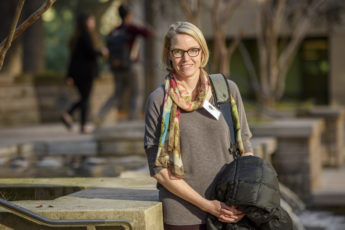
[250,119,325,204]
[298,106,345,168]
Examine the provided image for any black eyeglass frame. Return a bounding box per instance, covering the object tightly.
[170,48,201,58]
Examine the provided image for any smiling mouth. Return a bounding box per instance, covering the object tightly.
[181,64,193,68]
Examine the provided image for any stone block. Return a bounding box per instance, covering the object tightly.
[0,178,163,230]
[276,138,310,155]
[46,140,97,156]
[251,119,324,137]
[251,137,277,161]
[0,145,17,159]
[250,118,324,204]
[99,141,144,156]
[18,143,35,159]
[297,106,345,167]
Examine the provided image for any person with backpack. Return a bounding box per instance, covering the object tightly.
[144,21,256,229]
[95,4,151,124]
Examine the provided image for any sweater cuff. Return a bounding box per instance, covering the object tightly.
[145,146,163,176]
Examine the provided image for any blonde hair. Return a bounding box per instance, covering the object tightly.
[161,21,209,72]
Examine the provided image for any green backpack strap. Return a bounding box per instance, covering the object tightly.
[209,73,230,103]
[209,74,237,155]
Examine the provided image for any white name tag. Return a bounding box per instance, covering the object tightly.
[203,100,221,120]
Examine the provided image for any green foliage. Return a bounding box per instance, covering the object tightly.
[43,7,73,73]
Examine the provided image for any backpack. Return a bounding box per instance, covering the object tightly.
[106,26,131,71]
[209,73,241,159]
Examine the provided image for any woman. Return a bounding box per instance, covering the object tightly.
[61,13,107,133]
[144,21,254,229]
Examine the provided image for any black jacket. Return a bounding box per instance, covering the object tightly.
[67,32,101,84]
[207,156,293,230]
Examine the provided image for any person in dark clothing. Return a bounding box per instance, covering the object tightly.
[95,4,151,124]
[61,13,108,133]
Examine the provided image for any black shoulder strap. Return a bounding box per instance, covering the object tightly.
[209,74,236,146]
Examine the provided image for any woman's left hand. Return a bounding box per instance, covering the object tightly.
[218,203,245,223]
[242,152,254,157]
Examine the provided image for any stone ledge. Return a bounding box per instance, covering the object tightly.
[312,191,345,207]
[34,140,97,156]
[250,119,325,138]
[251,137,277,161]
[298,106,345,118]
[0,177,163,230]
[0,177,156,190]
[94,121,145,141]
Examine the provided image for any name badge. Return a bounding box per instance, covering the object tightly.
[203,100,221,120]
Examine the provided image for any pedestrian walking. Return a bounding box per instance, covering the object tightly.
[95,4,151,125]
[144,21,255,229]
[61,13,108,133]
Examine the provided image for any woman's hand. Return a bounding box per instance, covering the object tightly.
[218,204,245,223]
[202,200,222,217]
[242,152,254,157]
[204,200,244,223]
[153,169,245,223]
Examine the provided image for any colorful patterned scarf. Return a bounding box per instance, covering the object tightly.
[155,70,244,178]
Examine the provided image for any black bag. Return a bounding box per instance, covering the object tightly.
[106,27,131,71]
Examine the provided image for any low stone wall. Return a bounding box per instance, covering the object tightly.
[0,120,278,179]
[0,74,116,127]
[0,84,40,126]
[250,119,325,204]
[0,178,163,230]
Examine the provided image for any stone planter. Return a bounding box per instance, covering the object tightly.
[250,119,325,204]
[298,106,345,168]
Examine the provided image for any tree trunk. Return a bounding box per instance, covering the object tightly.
[22,0,45,74]
[144,0,156,98]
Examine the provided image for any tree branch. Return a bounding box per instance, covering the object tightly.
[220,0,242,26]
[0,0,26,70]
[0,0,56,52]
[238,41,262,99]
[272,0,286,34]
[178,0,201,27]
[227,31,243,62]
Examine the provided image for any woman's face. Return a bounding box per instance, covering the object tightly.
[169,34,202,81]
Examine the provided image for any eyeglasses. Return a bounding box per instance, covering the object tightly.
[170,48,201,58]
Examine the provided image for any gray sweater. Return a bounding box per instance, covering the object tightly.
[144,80,253,225]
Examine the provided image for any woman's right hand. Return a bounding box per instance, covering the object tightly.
[205,200,245,223]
